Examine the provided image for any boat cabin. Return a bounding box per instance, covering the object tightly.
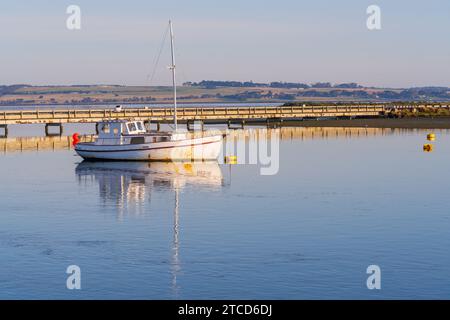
[98,120,146,138]
[95,120,185,145]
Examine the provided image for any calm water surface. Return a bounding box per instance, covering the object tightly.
[1,127,450,299]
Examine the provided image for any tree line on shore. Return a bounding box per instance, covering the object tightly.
[211,87,450,101]
[183,80,362,89]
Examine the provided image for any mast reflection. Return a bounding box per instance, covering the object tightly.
[75,160,224,297]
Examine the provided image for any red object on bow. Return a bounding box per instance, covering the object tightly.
[72,133,80,147]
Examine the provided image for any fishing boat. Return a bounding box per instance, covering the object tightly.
[74,20,223,161]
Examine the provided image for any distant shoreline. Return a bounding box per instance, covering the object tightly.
[3,83,450,107]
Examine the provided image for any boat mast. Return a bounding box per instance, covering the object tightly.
[169,20,178,131]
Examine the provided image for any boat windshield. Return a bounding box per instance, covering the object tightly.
[136,122,144,131]
[128,123,137,132]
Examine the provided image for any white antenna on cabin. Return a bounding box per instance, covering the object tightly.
[169,20,178,131]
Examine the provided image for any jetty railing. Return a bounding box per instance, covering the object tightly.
[0,105,389,125]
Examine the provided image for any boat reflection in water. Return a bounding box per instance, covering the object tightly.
[75,160,224,297]
[76,160,224,214]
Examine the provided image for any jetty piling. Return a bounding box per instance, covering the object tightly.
[44,123,63,136]
[187,120,204,131]
[0,124,7,138]
[144,121,161,131]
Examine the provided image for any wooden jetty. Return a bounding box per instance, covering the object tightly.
[1,103,449,137]
[0,105,386,124]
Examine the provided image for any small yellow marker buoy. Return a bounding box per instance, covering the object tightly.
[423,144,434,152]
[427,133,436,141]
[224,155,237,164]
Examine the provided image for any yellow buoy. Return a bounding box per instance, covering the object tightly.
[427,133,436,141]
[423,144,434,152]
[224,155,237,164]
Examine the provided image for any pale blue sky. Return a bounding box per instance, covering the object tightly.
[1,0,450,87]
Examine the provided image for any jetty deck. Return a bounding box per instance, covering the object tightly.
[1,103,449,137]
[0,105,388,125]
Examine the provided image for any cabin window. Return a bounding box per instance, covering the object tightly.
[128,123,137,132]
[153,137,168,142]
[113,128,119,135]
[102,124,110,134]
[136,122,144,131]
[130,137,145,144]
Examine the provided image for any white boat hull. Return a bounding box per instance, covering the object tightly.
[75,134,223,161]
